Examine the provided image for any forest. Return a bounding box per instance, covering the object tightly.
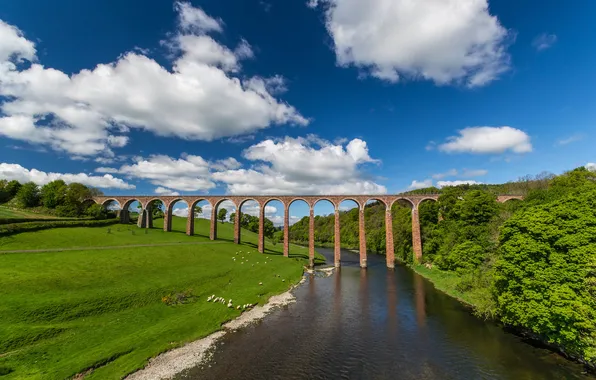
[289,167,596,368]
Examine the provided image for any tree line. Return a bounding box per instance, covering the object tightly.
[0,179,109,219]
[289,167,596,368]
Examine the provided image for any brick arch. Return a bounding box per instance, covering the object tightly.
[122,198,144,211]
[262,197,285,210]
[143,198,167,210]
[165,198,190,215]
[416,197,438,208]
[189,198,212,210]
[238,198,260,209]
[313,198,337,209]
[498,195,524,203]
[288,198,310,208]
[338,197,362,210]
[99,198,122,209]
[213,198,237,211]
[390,197,415,209]
[364,197,387,208]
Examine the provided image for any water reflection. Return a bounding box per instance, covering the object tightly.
[180,248,592,380]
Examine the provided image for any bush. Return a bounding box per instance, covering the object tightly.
[0,217,84,226]
[16,182,40,208]
[0,219,120,236]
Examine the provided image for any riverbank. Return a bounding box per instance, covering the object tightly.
[0,219,324,379]
[127,277,307,380]
[410,263,596,374]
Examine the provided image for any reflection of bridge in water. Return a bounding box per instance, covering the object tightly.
[90,194,523,269]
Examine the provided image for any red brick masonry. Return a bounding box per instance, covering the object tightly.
[93,195,523,269]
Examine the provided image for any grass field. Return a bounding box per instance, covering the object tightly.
[0,216,323,379]
[0,206,62,220]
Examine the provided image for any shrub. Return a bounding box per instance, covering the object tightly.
[0,219,120,236]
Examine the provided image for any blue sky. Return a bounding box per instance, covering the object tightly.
[0,0,594,223]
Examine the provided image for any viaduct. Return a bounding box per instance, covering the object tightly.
[91,194,523,269]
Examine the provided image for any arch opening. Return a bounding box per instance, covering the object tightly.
[165,199,190,233]
[234,199,261,247]
[391,199,414,264]
[262,199,284,254]
[336,199,361,266]
[312,199,336,266]
[212,199,236,242]
[287,199,311,261]
[189,199,211,238]
[364,199,387,258]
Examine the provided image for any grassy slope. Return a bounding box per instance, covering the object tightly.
[411,265,480,309]
[0,206,63,219]
[0,217,322,379]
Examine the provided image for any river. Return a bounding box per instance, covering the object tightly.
[179,248,592,380]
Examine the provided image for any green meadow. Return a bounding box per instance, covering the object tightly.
[0,216,323,379]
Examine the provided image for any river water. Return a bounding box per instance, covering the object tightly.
[180,248,592,380]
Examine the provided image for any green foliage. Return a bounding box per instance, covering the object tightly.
[493,189,596,363]
[15,182,40,208]
[0,219,119,236]
[40,180,67,208]
[217,208,227,224]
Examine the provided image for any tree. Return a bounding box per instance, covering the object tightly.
[5,180,22,198]
[16,182,40,208]
[194,205,202,217]
[229,212,235,224]
[40,180,67,209]
[494,189,596,363]
[218,208,227,224]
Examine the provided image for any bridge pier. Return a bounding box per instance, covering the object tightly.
[309,206,315,269]
[186,211,194,236]
[210,210,217,240]
[385,207,395,269]
[359,207,367,268]
[164,211,172,232]
[234,209,241,244]
[118,209,130,224]
[412,206,422,263]
[258,206,265,253]
[283,205,289,258]
[334,207,341,268]
[137,209,147,228]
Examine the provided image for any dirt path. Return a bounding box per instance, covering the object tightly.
[0,241,227,254]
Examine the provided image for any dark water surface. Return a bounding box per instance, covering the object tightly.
[181,248,592,380]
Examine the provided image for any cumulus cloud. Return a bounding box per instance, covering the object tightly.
[155,187,181,196]
[213,135,386,194]
[408,179,433,190]
[0,3,306,159]
[114,154,216,192]
[432,169,458,180]
[532,33,557,51]
[586,163,596,172]
[309,0,512,87]
[0,163,135,189]
[437,180,482,187]
[437,126,532,154]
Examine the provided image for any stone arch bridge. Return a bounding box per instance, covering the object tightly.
[90,194,523,269]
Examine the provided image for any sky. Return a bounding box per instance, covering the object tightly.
[0,0,595,224]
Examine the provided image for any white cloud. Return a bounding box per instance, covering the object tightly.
[461,169,488,178]
[155,187,181,196]
[409,179,433,190]
[0,20,36,63]
[437,180,482,187]
[114,154,216,192]
[0,163,135,189]
[438,126,532,154]
[310,0,511,87]
[586,163,596,172]
[174,1,223,33]
[213,136,386,194]
[0,3,306,158]
[210,157,242,171]
[432,169,458,180]
[556,134,584,146]
[532,33,557,51]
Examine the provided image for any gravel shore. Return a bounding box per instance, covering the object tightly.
[125,275,312,380]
